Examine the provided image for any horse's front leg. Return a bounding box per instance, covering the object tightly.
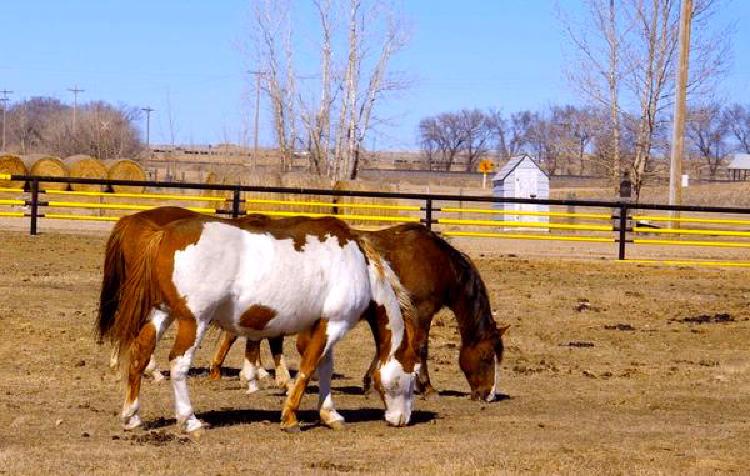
[281,320,334,431]
[415,320,437,398]
[169,318,209,433]
[269,336,291,391]
[362,309,380,396]
[241,339,264,394]
[209,330,237,380]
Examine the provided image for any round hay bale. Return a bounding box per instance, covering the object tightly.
[106,159,146,193]
[21,154,68,191]
[65,155,107,191]
[0,154,27,189]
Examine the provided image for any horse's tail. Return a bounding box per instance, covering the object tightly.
[109,223,165,362]
[96,217,131,343]
[358,236,417,363]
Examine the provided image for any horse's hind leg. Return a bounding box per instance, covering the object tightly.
[269,336,291,390]
[121,309,171,429]
[209,330,237,380]
[169,318,209,433]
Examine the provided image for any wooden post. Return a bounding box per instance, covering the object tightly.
[668,0,693,228]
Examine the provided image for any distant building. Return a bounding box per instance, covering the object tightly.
[727,154,750,181]
[492,155,549,229]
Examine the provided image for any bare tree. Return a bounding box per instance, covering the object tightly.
[724,104,750,153]
[686,102,729,177]
[418,113,466,171]
[561,0,626,190]
[460,109,494,172]
[249,0,408,179]
[563,0,729,199]
[5,97,142,159]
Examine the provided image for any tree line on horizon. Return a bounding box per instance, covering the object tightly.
[417,103,750,180]
[1,96,143,161]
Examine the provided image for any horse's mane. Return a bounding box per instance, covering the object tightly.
[431,231,496,344]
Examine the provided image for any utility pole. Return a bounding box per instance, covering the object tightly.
[141,106,154,151]
[68,85,84,132]
[0,89,12,152]
[668,0,692,227]
[248,70,265,171]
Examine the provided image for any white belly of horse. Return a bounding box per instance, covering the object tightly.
[172,222,371,337]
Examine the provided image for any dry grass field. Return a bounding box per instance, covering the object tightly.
[1,227,749,474]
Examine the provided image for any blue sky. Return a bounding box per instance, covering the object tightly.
[1,1,749,150]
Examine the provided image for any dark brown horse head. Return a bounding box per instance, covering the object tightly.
[459,324,509,401]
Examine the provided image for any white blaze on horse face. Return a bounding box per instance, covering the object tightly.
[487,355,499,402]
[379,359,415,427]
[171,222,371,338]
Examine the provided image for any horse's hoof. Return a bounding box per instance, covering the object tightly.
[208,367,221,381]
[122,415,143,431]
[280,422,301,433]
[151,371,165,383]
[181,417,203,434]
[245,381,260,394]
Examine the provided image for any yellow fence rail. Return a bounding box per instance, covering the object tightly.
[44,189,227,202]
[0,199,25,206]
[0,211,25,217]
[0,187,24,193]
[633,214,750,226]
[622,258,750,268]
[245,197,421,212]
[633,226,750,237]
[45,200,216,213]
[440,207,612,220]
[438,218,613,232]
[443,231,615,243]
[244,209,420,223]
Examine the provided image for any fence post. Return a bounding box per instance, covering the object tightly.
[30,179,39,236]
[618,203,627,260]
[231,187,241,218]
[424,198,433,230]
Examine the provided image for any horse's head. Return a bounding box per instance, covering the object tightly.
[372,309,418,427]
[459,324,509,402]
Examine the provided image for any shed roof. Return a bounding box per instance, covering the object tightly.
[492,155,547,181]
[728,154,750,170]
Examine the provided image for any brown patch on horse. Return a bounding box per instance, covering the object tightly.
[238,215,354,252]
[239,305,277,330]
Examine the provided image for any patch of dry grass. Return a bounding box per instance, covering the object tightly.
[1,230,749,474]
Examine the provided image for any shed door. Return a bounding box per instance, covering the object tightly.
[514,169,540,223]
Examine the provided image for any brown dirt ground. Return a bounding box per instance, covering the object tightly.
[1,229,749,475]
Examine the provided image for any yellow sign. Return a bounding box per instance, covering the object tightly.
[477,159,494,173]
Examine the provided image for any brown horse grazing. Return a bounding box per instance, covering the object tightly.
[212,223,509,402]
[97,211,417,432]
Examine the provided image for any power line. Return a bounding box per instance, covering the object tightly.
[141,106,154,150]
[67,85,85,132]
[248,70,266,171]
[0,89,13,151]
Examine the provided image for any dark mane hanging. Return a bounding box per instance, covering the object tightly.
[432,233,496,345]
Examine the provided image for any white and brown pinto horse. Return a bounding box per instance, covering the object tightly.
[96,211,417,432]
[212,222,509,402]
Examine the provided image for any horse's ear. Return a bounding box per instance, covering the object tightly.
[497,324,510,336]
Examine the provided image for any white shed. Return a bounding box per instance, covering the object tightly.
[492,155,549,227]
